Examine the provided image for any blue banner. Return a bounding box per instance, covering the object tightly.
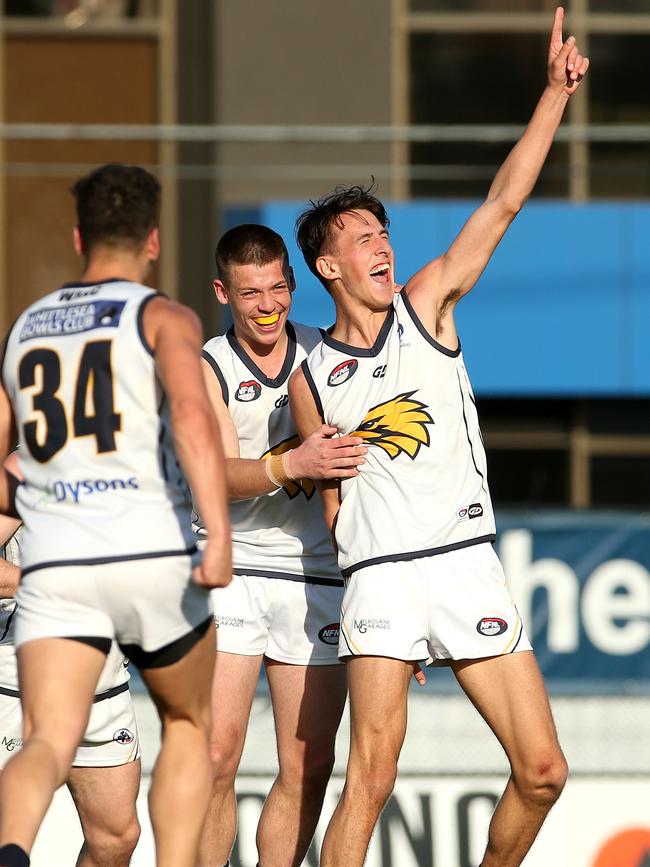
[495,512,650,692]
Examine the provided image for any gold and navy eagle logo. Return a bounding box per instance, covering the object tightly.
[351,391,434,460]
[261,436,316,500]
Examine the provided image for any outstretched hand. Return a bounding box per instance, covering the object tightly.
[548,6,589,96]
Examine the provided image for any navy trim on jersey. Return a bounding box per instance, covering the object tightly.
[20,545,198,579]
[340,534,497,578]
[400,290,461,358]
[0,679,129,702]
[0,606,16,643]
[59,278,126,289]
[233,567,344,587]
[509,622,524,654]
[137,292,158,357]
[457,369,488,496]
[300,360,325,420]
[226,322,297,388]
[321,305,394,357]
[202,350,229,404]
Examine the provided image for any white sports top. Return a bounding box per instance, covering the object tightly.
[303,292,496,577]
[0,527,128,693]
[195,322,341,586]
[1,279,196,576]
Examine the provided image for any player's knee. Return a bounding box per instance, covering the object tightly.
[517,750,568,808]
[348,755,398,808]
[84,815,141,866]
[281,742,336,794]
[208,737,241,784]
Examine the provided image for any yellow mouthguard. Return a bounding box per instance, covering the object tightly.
[254,314,280,325]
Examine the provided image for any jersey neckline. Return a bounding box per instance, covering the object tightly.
[321,305,394,358]
[226,321,297,388]
[59,277,130,289]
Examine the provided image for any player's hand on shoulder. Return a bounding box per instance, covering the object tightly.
[192,537,232,589]
[547,6,589,96]
[287,425,367,482]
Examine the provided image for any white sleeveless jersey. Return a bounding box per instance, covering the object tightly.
[195,322,341,586]
[303,291,496,577]
[0,527,128,692]
[1,279,196,576]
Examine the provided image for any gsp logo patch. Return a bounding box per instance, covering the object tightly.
[235,380,262,402]
[328,359,358,387]
[476,617,508,637]
[113,728,135,745]
[318,623,340,645]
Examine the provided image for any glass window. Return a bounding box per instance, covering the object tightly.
[409,32,568,197]
[5,0,154,16]
[411,0,557,11]
[486,449,570,507]
[591,456,650,508]
[589,0,650,10]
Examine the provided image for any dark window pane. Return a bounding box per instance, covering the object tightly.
[586,400,650,436]
[479,399,573,433]
[486,449,570,507]
[409,33,568,197]
[411,0,556,10]
[589,0,650,10]
[590,36,650,124]
[590,143,650,199]
[591,457,650,508]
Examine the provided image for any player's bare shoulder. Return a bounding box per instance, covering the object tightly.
[142,295,203,353]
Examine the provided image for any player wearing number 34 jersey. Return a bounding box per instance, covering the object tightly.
[0,163,231,867]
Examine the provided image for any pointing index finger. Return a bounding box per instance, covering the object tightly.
[551,6,564,50]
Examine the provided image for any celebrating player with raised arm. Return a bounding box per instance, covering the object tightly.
[289,10,587,867]
[0,163,231,867]
[194,224,366,867]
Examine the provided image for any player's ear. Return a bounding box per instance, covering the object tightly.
[288,266,296,293]
[146,227,160,263]
[72,226,84,258]
[316,255,339,282]
[213,279,229,305]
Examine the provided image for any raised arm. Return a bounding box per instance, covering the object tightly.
[203,358,366,503]
[144,297,231,588]
[406,6,589,341]
[288,366,342,547]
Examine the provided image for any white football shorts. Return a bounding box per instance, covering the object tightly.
[14,552,212,656]
[339,542,531,663]
[0,642,140,769]
[212,574,343,666]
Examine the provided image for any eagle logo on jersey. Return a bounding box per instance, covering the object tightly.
[261,436,316,500]
[351,391,433,460]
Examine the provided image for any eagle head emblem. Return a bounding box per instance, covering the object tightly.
[261,436,316,500]
[351,391,434,460]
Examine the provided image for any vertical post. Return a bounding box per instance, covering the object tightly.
[158,0,178,299]
[570,401,591,508]
[390,0,409,201]
[568,0,590,203]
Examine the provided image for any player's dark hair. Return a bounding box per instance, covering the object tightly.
[215,224,289,284]
[71,163,161,255]
[295,184,389,290]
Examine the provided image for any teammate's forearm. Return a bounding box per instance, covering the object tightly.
[0,559,19,598]
[225,457,277,501]
[487,85,569,210]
